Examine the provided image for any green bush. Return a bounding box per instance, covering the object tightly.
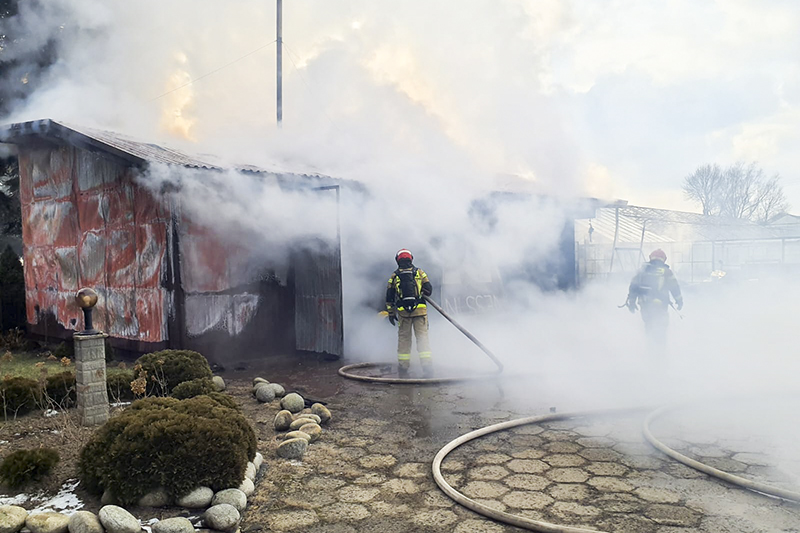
[135,350,212,395]
[53,341,74,360]
[0,448,59,488]
[79,395,256,505]
[44,371,76,408]
[0,376,38,417]
[106,370,135,402]
[171,377,215,400]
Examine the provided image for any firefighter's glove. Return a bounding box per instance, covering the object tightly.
[626,298,638,314]
[675,299,683,311]
[387,312,397,326]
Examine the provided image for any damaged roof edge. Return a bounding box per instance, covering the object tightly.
[0,118,351,186]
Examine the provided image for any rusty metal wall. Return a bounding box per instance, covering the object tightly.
[19,145,169,344]
[293,239,343,356]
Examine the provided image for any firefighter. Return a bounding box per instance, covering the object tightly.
[386,249,434,377]
[626,249,683,345]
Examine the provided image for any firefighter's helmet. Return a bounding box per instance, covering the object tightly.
[649,249,667,262]
[395,249,413,264]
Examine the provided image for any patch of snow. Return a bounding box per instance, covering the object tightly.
[0,440,7,444]
[31,479,83,515]
[50,430,60,434]
[110,401,131,408]
[0,492,30,506]
[44,409,59,418]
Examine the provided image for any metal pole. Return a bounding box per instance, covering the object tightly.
[277,0,283,125]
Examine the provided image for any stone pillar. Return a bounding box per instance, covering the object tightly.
[74,333,109,426]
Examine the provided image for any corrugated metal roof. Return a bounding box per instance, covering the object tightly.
[0,118,332,179]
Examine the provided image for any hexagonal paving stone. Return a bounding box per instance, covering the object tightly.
[550,501,602,519]
[578,447,623,462]
[573,424,613,437]
[353,473,387,485]
[586,462,629,477]
[613,442,654,456]
[593,493,645,513]
[511,435,546,448]
[338,485,380,503]
[701,457,748,473]
[576,436,616,448]
[468,465,511,481]
[513,425,544,435]
[732,452,771,466]
[644,504,702,527]
[539,430,577,441]
[511,449,546,460]
[461,481,510,499]
[441,459,466,472]
[284,491,338,509]
[369,501,411,517]
[359,454,397,469]
[596,514,658,533]
[473,498,508,512]
[634,487,681,503]
[381,478,422,495]
[410,509,458,528]
[475,453,512,465]
[543,441,583,454]
[454,519,506,533]
[423,490,454,508]
[318,503,371,522]
[267,510,320,531]
[393,462,427,478]
[545,468,590,483]
[690,445,728,458]
[503,474,551,491]
[306,477,347,491]
[507,459,550,474]
[547,483,592,501]
[543,420,580,431]
[587,476,635,492]
[543,454,586,467]
[501,491,555,510]
[620,455,664,470]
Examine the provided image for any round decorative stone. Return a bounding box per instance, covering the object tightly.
[25,512,69,533]
[138,487,170,507]
[277,437,309,459]
[245,461,257,481]
[98,505,141,533]
[299,423,322,442]
[212,488,247,513]
[253,377,269,386]
[253,451,264,469]
[203,504,240,532]
[265,383,286,397]
[311,403,331,424]
[281,393,305,413]
[152,517,194,533]
[285,430,311,441]
[289,418,316,431]
[0,505,28,533]
[211,376,226,391]
[239,477,255,497]
[274,410,294,431]
[67,511,103,533]
[296,413,321,424]
[176,486,214,508]
[255,384,276,403]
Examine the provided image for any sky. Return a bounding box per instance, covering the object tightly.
[3,0,800,212]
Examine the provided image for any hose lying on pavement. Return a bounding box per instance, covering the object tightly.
[432,410,625,533]
[643,405,800,503]
[339,295,503,384]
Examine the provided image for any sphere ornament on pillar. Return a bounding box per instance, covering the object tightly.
[75,287,99,335]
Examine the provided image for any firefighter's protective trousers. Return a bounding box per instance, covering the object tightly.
[397,314,432,365]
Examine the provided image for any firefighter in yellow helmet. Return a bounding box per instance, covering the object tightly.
[386,249,434,377]
[626,249,683,345]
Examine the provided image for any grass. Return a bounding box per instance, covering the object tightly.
[0,350,129,380]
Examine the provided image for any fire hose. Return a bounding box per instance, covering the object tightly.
[432,406,800,532]
[338,295,503,384]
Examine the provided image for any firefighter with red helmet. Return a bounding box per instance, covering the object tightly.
[626,249,683,344]
[386,249,434,377]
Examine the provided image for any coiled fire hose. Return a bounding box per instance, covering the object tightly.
[432,406,800,532]
[338,295,503,384]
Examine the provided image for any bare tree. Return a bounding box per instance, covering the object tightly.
[682,162,789,223]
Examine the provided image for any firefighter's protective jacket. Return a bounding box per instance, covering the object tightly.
[628,261,683,309]
[386,267,432,318]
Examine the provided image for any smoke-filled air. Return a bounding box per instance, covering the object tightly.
[3,0,800,484]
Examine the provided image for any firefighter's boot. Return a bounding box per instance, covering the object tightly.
[398,360,410,378]
[421,359,434,378]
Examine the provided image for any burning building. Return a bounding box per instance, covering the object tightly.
[0,119,344,363]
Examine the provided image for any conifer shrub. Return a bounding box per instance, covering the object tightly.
[78,395,256,505]
[106,369,135,401]
[134,350,212,394]
[171,377,216,400]
[0,376,38,417]
[0,448,59,488]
